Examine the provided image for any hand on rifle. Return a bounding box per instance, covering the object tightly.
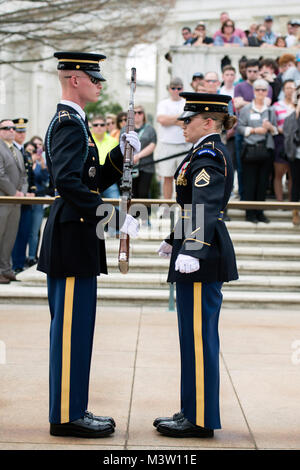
[120,131,141,156]
[157,241,172,258]
[120,214,139,238]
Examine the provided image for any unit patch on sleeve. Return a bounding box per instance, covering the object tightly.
[196,149,217,157]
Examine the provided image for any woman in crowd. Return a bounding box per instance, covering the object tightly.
[247,24,268,47]
[115,111,127,142]
[272,79,296,201]
[132,105,157,206]
[237,78,278,223]
[283,84,300,225]
[26,141,49,266]
[214,20,244,47]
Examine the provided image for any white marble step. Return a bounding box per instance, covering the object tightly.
[104,241,300,260]
[16,267,300,291]
[1,283,300,309]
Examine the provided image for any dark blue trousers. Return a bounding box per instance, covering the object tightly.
[176,281,223,429]
[47,276,97,424]
[12,205,32,270]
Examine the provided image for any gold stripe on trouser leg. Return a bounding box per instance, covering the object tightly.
[60,277,75,423]
[193,282,205,426]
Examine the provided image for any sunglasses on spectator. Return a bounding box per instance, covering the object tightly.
[170,87,183,90]
[134,111,144,115]
[0,126,16,130]
[92,123,106,127]
[255,88,268,92]
[224,23,234,27]
[118,118,127,123]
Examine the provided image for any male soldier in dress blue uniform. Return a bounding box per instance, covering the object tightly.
[37,51,140,438]
[154,93,238,438]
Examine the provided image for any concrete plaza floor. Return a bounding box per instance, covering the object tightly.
[0,303,300,451]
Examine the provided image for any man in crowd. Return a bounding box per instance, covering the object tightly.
[190,72,204,91]
[285,19,300,48]
[263,15,277,45]
[219,66,236,98]
[12,118,36,273]
[156,77,191,199]
[259,59,282,104]
[181,26,194,45]
[91,115,120,200]
[0,119,28,284]
[203,71,220,94]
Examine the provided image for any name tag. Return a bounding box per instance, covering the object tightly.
[250,113,261,120]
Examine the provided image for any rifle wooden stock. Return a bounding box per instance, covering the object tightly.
[118,67,136,274]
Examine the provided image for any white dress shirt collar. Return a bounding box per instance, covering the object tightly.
[194,133,219,149]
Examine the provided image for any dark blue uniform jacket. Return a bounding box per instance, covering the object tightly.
[37,104,123,278]
[166,133,238,283]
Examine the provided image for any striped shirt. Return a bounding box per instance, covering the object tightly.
[272,101,295,129]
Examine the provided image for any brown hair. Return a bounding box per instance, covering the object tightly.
[221,20,235,34]
[278,54,296,67]
[201,112,237,131]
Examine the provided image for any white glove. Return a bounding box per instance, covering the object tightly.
[120,131,141,156]
[120,214,139,238]
[175,254,200,274]
[157,241,172,258]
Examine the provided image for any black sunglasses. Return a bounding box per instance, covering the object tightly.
[92,123,106,127]
[134,111,144,115]
[0,126,16,131]
[171,87,183,91]
[64,74,102,85]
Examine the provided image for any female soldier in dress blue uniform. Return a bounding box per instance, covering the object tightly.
[154,92,238,438]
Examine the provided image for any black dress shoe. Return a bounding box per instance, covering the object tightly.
[256,214,270,223]
[153,411,183,428]
[245,215,257,224]
[156,417,214,438]
[50,414,114,438]
[84,410,116,427]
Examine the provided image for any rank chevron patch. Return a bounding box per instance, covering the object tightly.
[194,169,210,187]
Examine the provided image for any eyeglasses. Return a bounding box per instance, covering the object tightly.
[92,123,106,127]
[205,79,218,83]
[119,117,127,122]
[64,75,102,85]
[258,29,266,33]
[134,111,144,115]
[255,88,268,92]
[170,87,183,91]
[0,126,16,131]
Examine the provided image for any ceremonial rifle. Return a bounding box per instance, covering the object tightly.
[118,67,136,274]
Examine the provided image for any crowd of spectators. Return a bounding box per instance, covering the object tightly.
[181,12,300,48]
[177,49,300,224]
